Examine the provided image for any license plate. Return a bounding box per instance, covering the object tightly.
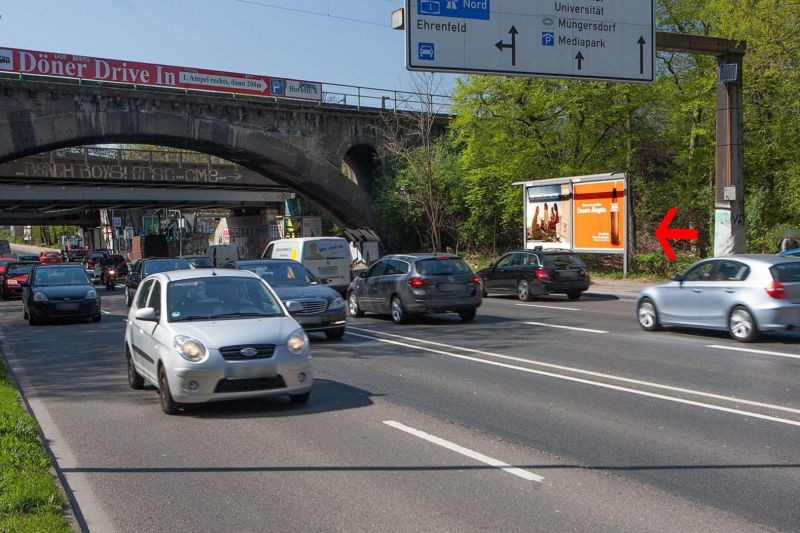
[557,270,578,280]
[438,283,466,293]
[297,316,323,325]
[226,363,276,379]
[56,303,79,311]
[318,266,339,275]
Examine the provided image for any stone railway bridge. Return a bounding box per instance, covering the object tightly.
[0,75,437,229]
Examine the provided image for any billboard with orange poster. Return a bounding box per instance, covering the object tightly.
[572,178,626,252]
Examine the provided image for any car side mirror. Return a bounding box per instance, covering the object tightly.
[134,307,158,321]
[671,274,684,285]
[358,271,367,279]
[285,300,303,314]
[318,277,329,285]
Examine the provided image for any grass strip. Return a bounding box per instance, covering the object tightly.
[0,359,72,532]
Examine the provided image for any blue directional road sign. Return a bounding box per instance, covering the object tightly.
[406,0,655,83]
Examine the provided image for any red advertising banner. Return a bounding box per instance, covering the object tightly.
[0,47,322,101]
[572,179,626,251]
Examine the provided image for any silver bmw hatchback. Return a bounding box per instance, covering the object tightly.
[125,269,312,414]
[636,255,800,342]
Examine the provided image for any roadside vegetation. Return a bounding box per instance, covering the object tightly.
[0,360,71,532]
[375,1,800,276]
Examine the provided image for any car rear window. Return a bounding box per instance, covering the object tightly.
[416,258,471,275]
[541,254,586,267]
[143,260,191,276]
[770,262,800,282]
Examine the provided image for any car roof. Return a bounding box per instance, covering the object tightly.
[695,254,800,266]
[235,259,301,266]
[384,253,462,261]
[34,263,84,268]
[142,257,190,263]
[158,268,260,282]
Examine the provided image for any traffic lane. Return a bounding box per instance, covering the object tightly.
[311,327,800,531]
[0,303,768,532]
[364,297,800,409]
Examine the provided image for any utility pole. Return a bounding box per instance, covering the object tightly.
[656,32,746,256]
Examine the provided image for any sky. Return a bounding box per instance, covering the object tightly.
[1,0,457,96]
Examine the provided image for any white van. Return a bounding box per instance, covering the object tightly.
[262,237,351,292]
[206,244,239,266]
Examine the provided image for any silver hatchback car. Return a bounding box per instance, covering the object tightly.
[636,255,800,342]
[125,269,312,414]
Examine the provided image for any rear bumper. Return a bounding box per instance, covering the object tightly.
[754,305,800,331]
[30,300,100,319]
[541,280,591,294]
[404,296,482,314]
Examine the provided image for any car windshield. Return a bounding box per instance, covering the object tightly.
[416,258,471,275]
[167,277,285,322]
[7,263,35,276]
[143,260,191,276]
[542,254,585,267]
[32,268,89,286]
[242,262,315,287]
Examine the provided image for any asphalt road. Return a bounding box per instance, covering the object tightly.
[1,285,798,532]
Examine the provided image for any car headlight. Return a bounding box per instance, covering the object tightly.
[287,329,308,356]
[86,289,98,300]
[328,296,345,310]
[33,292,48,302]
[173,335,207,363]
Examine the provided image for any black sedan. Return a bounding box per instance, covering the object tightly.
[478,248,590,301]
[223,259,347,339]
[21,264,101,325]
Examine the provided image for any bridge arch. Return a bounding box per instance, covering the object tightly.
[0,78,383,228]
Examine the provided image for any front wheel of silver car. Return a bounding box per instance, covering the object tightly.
[158,365,181,415]
[391,296,410,324]
[517,280,533,302]
[729,306,760,343]
[348,292,364,317]
[637,298,661,331]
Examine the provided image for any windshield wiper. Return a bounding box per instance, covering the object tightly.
[209,312,277,319]
[173,315,214,321]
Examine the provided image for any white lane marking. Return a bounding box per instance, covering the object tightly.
[524,321,608,334]
[708,344,800,361]
[349,328,800,415]
[516,303,581,311]
[383,420,543,483]
[348,330,800,427]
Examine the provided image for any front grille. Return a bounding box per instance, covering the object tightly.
[294,299,327,315]
[214,376,286,393]
[219,344,275,361]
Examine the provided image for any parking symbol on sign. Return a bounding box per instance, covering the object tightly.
[541,32,555,47]
[418,42,435,61]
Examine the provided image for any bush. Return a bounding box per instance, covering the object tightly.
[633,251,696,277]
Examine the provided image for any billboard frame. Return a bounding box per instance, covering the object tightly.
[515,172,629,277]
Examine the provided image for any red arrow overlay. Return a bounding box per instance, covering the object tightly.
[655,208,699,260]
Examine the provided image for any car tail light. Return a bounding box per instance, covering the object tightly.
[471,275,481,284]
[408,277,432,288]
[766,280,787,299]
[534,269,551,281]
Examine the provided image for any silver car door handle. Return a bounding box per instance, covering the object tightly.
[724,289,736,293]
[692,288,702,293]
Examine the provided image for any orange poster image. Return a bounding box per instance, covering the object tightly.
[572,180,625,251]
